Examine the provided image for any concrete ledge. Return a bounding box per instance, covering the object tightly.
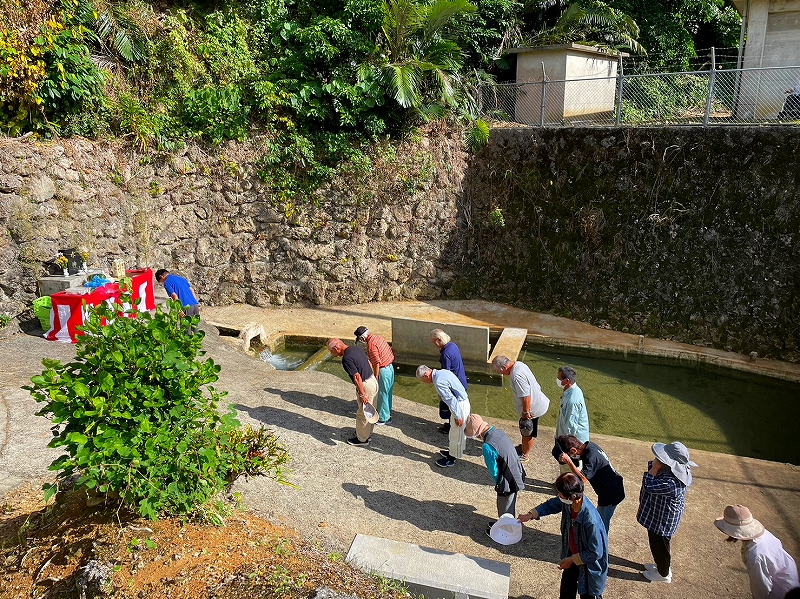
[488,328,527,364]
[391,317,491,374]
[346,534,510,599]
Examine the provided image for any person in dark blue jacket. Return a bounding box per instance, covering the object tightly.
[430,329,467,435]
[519,473,608,599]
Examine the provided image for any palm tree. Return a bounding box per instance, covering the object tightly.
[90,0,158,66]
[522,0,645,55]
[359,0,477,110]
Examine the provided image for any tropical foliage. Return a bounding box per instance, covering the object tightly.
[25,297,291,521]
[1,0,739,189]
[523,0,645,54]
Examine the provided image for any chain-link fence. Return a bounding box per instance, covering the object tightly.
[479,64,800,126]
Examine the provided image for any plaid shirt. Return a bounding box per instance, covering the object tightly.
[366,334,394,368]
[636,462,687,537]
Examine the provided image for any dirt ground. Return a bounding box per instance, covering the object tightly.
[2,313,799,599]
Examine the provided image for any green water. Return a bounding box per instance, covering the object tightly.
[296,345,800,465]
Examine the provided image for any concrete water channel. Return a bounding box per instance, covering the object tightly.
[261,339,800,465]
[205,300,800,466]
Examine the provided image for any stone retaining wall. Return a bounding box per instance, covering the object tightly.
[462,126,800,360]
[2,125,798,360]
[0,130,468,322]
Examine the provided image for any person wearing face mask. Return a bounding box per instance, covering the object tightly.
[554,366,589,472]
[519,473,608,599]
[554,435,625,533]
[464,414,526,538]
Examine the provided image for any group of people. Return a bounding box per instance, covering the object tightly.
[326,327,799,599]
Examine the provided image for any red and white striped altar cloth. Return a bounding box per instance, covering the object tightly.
[45,268,156,343]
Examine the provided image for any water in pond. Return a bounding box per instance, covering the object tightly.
[309,345,800,465]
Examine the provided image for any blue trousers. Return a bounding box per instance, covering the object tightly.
[376,364,395,422]
[596,504,618,533]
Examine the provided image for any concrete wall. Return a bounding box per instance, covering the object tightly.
[734,0,800,118]
[390,317,490,373]
[511,44,620,124]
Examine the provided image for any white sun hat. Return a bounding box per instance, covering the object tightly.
[362,402,380,424]
[490,513,523,545]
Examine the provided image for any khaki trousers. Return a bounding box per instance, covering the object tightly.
[354,376,379,442]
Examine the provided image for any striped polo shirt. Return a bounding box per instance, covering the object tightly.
[366,334,394,368]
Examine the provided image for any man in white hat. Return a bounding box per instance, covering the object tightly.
[715,504,799,599]
[465,414,526,537]
[636,441,697,583]
[327,339,380,446]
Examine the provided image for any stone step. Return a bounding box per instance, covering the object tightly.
[346,534,510,599]
[488,327,528,364]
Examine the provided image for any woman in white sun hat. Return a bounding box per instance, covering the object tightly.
[715,504,799,599]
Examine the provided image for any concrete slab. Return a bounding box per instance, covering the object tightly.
[391,317,490,373]
[488,328,527,365]
[347,533,510,599]
[37,271,103,297]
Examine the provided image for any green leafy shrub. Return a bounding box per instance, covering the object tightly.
[183,84,250,144]
[622,73,708,123]
[26,297,291,521]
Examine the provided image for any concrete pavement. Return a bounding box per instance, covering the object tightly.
[2,302,799,599]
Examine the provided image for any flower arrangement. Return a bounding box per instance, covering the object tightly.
[56,254,69,269]
[79,249,89,263]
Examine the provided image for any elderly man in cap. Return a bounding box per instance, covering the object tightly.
[465,414,526,537]
[327,339,380,446]
[492,355,550,462]
[416,365,470,468]
[637,441,697,583]
[714,505,799,599]
[430,329,468,435]
[354,326,395,425]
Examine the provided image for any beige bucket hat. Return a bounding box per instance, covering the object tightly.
[714,505,765,540]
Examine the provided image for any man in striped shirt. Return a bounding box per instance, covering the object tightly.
[355,326,395,425]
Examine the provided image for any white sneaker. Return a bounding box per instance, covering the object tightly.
[642,568,672,583]
[644,563,658,572]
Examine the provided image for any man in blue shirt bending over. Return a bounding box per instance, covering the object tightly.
[155,269,200,320]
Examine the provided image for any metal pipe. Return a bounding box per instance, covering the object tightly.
[615,55,625,126]
[540,61,547,127]
[733,0,749,118]
[704,47,717,125]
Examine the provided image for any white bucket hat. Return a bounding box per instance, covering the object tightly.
[714,505,765,540]
[489,513,523,545]
[652,441,697,486]
[362,402,380,424]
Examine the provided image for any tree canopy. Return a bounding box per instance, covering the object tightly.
[0,0,739,196]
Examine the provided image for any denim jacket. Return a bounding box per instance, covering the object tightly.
[535,496,609,596]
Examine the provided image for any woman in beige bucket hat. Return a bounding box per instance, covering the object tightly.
[714,505,799,599]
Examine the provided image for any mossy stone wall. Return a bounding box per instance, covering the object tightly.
[463,126,800,360]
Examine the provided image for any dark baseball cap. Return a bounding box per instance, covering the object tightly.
[354,326,368,343]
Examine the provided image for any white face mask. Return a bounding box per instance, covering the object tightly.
[557,378,569,389]
[559,496,573,505]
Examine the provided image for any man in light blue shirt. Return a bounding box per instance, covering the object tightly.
[417,365,470,468]
[556,365,589,444]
